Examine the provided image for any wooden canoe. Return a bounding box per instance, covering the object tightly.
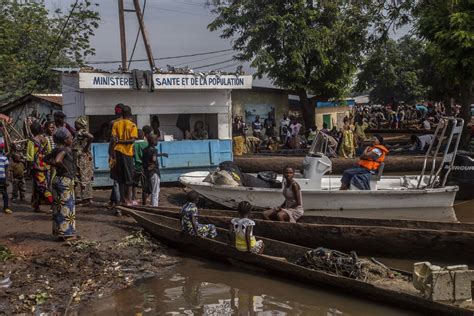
[130,205,474,262]
[133,205,474,232]
[120,207,471,315]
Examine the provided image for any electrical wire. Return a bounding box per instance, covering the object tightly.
[146,6,212,17]
[213,62,241,71]
[87,48,234,65]
[128,0,147,70]
[13,0,79,126]
[169,0,205,8]
[192,58,235,70]
[174,52,233,67]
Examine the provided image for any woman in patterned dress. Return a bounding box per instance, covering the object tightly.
[45,128,77,241]
[180,191,217,238]
[72,117,94,205]
[26,122,53,212]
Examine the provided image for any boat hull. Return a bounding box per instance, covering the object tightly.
[133,206,474,263]
[124,208,470,316]
[180,173,458,221]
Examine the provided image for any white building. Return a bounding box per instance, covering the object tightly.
[61,71,253,141]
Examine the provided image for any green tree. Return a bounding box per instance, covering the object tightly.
[413,0,473,146]
[355,36,427,105]
[0,0,100,103]
[207,0,390,129]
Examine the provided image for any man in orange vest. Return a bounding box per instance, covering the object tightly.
[340,134,389,190]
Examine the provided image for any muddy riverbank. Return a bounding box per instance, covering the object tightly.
[0,187,187,315]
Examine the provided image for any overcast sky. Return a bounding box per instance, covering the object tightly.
[46,1,255,74]
[45,0,408,89]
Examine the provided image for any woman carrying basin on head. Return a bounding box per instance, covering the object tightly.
[263,166,304,223]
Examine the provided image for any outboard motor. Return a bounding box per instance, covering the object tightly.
[443,151,474,200]
[303,132,333,189]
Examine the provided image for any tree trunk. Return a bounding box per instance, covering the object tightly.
[298,90,315,132]
[458,80,473,150]
[443,93,452,116]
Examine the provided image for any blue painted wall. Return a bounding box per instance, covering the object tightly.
[91,139,232,186]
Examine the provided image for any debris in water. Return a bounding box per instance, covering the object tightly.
[117,230,152,248]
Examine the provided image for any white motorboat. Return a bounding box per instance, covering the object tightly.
[180,118,464,221]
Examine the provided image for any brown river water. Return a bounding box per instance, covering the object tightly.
[81,201,473,315]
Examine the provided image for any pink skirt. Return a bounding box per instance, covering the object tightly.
[281,206,304,223]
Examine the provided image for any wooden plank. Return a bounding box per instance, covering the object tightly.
[117,0,128,71]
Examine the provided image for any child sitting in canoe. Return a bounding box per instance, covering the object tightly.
[229,201,264,254]
[263,166,304,223]
[180,191,217,238]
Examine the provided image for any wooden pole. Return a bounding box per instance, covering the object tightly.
[133,0,156,70]
[118,0,128,71]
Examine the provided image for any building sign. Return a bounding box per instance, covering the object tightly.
[79,73,252,90]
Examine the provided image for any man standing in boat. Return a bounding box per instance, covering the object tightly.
[339,134,389,190]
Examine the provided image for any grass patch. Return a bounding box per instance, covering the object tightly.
[0,245,13,261]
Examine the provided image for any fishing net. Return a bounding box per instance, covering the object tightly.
[296,247,395,282]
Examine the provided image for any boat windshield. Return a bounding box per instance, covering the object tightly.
[308,132,330,157]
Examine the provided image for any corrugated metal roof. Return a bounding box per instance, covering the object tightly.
[33,94,63,105]
[0,93,62,113]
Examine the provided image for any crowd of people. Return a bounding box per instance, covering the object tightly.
[231,101,458,158]
[0,111,95,241]
[0,104,168,241]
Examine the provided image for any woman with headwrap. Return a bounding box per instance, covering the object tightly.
[72,116,94,205]
[26,121,53,212]
[45,128,77,241]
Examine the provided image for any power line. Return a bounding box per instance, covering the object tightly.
[128,0,147,69]
[14,0,79,126]
[146,5,213,17]
[193,58,235,70]
[86,48,234,65]
[174,52,233,66]
[172,0,205,8]
[214,62,242,72]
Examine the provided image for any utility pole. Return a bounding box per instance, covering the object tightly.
[117,0,128,71]
[133,0,156,70]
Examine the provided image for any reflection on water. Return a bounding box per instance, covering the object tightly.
[81,258,416,315]
[455,199,474,223]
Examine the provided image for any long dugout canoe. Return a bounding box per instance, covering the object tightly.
[131,206,474,263]
[132,205,474,232]
[121,207,471,316]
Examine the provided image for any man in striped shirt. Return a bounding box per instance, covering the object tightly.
[0,144,12,214]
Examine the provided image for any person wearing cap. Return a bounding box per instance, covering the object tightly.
[54,111,76,137]
[340,134,389,190]
[110,105,138,206]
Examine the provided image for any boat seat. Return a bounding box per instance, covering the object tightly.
[369,162,385,190]
[349,162,384,191]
